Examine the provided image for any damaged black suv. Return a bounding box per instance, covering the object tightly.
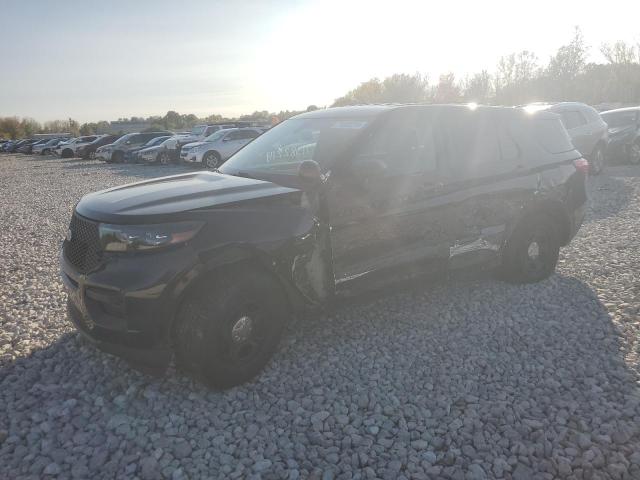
[61,105,587,388]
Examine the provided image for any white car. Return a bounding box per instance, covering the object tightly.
[180,128,263,168]
[32,138,70,155]
[54,136,100,158]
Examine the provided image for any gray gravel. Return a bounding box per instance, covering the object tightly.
[1,154,640,479]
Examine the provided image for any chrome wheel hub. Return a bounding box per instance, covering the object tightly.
[231,316,253,343]
[527,241,540,259]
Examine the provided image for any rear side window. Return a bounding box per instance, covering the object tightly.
[559,110,587,130]
[533,118,574,153]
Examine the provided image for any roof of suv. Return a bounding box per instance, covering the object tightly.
[601,106,640,114]
[295,104,562,122]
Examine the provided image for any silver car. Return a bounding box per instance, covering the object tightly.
[523,102,608,174]
[180,128,263,168]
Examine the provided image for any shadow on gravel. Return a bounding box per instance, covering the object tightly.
[2,273,640,477]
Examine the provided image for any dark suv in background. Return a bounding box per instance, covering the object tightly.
[95,131,172,163]
[61,105,587,388]
[77,134,121,159]
[600,107,640,165]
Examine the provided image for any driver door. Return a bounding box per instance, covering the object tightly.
[326,108,449,283]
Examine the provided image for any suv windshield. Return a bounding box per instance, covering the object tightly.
[191,125,206,136]
[219,117,371,176]
[204,130,227,142]
[601,111,638,128]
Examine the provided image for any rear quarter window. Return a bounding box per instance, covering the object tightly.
[533,118,574,154]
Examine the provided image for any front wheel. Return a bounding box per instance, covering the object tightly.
[501,214,560,284]
[629,141,640,165]
[111,151,124,163]
[590,146,605,175]
[157,151,170,165]
[174,267,288,389]
[61,149,73,158]
[203,151,221,169]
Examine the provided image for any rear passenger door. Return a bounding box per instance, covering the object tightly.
[436,109,532,269]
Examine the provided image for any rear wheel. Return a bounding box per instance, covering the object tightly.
[203,151,221,169]
[174,267,288,389]
[590,145,605,175]
[629,141,640,165]
[501,214,560,284]
[61,148,73,158]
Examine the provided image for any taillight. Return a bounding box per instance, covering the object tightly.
[573,158,589,174]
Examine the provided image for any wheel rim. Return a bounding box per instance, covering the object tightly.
[159,153,168,164]
[523,235,550,278]
[205,154,218,169]
[593,149,604,173]
[223,306,264,364]
[630,144,640,164]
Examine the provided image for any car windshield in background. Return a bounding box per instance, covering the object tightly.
[144,136,170,147]
[219,117,370,176]
[204,130,226,142]
[191,125,206,135]
[601,111,637,128]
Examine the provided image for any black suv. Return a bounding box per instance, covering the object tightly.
[77,134,122,160]
[601,107,640,165]
[61,105,587,388]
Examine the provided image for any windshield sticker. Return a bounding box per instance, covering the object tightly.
[330,121,368,129]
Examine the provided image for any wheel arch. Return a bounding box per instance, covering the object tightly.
[508,199,572,248]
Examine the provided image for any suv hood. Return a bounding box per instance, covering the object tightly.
[182,141,208,149]
[75,171,299,223]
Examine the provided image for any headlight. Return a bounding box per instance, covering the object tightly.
[98,221,203,252]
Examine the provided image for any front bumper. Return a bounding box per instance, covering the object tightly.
[95,150,112,161]
[60,244,200,369]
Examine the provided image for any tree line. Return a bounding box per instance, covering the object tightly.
[333,30,640,107]
[2,29,639,140]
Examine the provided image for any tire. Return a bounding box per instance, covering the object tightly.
[501,213,560,284]
[589,145,605,175]
[158,151,170,165]
[89,151,95,160]
[174,267,288,389]
[629,141,640,165]
[203,151,221,169]
[42,149,49,155]
[111,151,124,163]
[61,148,73,158]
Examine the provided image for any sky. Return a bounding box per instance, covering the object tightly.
[1,0,639,123]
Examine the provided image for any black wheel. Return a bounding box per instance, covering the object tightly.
[89,151,95,160]
[590,145,605,175]
[111,151,124,163]
[629,141,640,165]
[203,151,221,169]
[501,214,560,284]
[158,151,170,165]
[174,267,288,389]
[42,148,49,155]
[61,148,73,158]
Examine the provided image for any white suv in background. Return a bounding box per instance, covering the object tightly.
[180,128,263,168]
[54,135,100,158]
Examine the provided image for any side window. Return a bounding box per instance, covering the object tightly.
[244,130,260,139]
[498,124,520,163]
[439,111,501,178]
[358,109,437,175]
[128,134,143,144]
[560,110,587,130]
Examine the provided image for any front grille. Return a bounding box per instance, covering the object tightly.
[63,213,102,273]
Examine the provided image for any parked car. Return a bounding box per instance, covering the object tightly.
[136,136,182,164]
[95,131,172,163]
[17,139,45,154]
[54,136,100,158]
[180,128,263,168]
[33,138,69,155]
[61,105,588,388]
[5,139,35,153]
[124,136,173,163]
[522,102,608,174]
[76,135,121,160]
[600,107,640,165]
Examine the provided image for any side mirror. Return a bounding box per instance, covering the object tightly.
[298,159,323,187]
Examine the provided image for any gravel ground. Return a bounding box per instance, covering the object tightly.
[1,153,639,480]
